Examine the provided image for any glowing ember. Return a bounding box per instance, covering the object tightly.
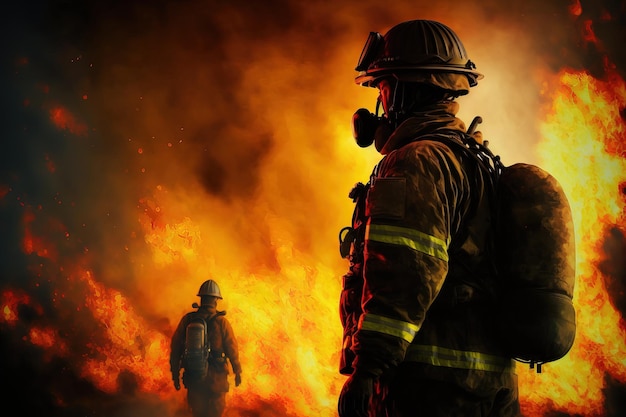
[49,105,88,136]
[29,326,64,350]
[1,290,31,323]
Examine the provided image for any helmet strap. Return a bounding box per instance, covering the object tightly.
[387,80,409,129]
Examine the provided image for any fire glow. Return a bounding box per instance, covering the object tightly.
[515,68,626,417]
[3,69,624,416]
[2,3,626,417]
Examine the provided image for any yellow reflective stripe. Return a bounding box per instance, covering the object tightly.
[359,313,420,343]
[404,344,515,373]
[366,223,449,262]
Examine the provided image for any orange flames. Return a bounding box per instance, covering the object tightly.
[515,69,626,416]
[135,186,348,414]
[2,4,626,417]
[2,290,34,323]
[80,268,172,395]
[5,67,624,415]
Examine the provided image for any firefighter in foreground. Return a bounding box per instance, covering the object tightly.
[170,279,242,417]
[337,20,521,416]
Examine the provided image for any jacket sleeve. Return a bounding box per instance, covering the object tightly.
[222,318,242,375]
[351,140,471,376]
[170,315,188,377]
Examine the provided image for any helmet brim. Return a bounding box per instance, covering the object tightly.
[356,66,484,89]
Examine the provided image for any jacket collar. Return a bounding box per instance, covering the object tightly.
[380,101,467,155]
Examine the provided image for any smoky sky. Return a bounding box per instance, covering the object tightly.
[2,0,623,276]
[0,0,625,416]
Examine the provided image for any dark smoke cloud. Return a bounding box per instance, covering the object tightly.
[599,226,626,320]
[603,373,626,417]
[575,0,626,79]
[1,0,624,416]
[2,0,618,283]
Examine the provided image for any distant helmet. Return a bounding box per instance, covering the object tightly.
[197,279,223,299]
[355,20,483,92]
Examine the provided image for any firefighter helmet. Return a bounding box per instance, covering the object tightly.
[355,20,483,92]
[197,279,223,299]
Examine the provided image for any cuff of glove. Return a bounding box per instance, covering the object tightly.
[351,356,386,378]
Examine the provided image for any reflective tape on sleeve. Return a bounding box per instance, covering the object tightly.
[404,344,515,373]
[359,313,420,343]
[365,223,449,262]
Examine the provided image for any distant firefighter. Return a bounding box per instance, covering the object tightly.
[170,279,242,417]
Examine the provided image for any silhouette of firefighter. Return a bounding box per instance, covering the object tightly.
[337,19,520,417]
[170,279,242,417]
[337,18,577,417]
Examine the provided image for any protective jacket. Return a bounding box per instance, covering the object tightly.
[343,102,517,403]
[170,306,242,390]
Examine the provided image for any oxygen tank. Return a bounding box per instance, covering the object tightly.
[496,163,577,369]
[186,322,205,351]
[184,321,209,378]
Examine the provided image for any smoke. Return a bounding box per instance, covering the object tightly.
[1,0,624,416]
[599,226,626,319]
[0,0,605,279]
[603,373,626,417]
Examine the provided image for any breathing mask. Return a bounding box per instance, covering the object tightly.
[351,98,380,148]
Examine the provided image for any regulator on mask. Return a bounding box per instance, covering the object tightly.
[351,98,390,148]
[352,30,403,149]
[351,31,388,149]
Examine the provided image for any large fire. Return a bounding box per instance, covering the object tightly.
[1,1,625,416]
[513,69,626,417]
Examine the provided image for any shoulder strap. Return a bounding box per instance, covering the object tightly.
[425,130,504,185]
[188,310,225,345]
[423,129,507,299]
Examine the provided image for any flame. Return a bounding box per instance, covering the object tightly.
[568,0,583,17]
[80,268,172,395]
[135,187,348,415]
[22,208,49,257]
[1,290,33,323]
[14,66,625,415]
[1,289,66,361]
[30,326,66,351]
[514,69,626,416]
[0,270,175,399]
[4,2,626,416]
[7,185,351,415]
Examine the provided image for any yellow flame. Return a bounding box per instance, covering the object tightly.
[515,69,626,416]
[9,20,626,415]
[138,200,346,414]
[78,269,173,397]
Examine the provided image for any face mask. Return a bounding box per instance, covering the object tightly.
[352,108,379,147]
[351,97,393,148]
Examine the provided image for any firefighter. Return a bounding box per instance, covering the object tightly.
[337,20,520,417]
[170,279,242,417]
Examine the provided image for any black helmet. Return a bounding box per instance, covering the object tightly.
[197,279,223,299]
[355,20,483,91]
